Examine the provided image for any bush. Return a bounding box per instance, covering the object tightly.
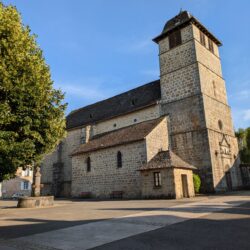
[193,174,201,193]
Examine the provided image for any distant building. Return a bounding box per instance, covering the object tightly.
[1,167,33,198]
[41,11,242,199]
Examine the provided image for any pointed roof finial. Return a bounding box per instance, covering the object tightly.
[179,8,183,14]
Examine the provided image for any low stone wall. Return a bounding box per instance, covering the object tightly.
[17,196,54,208]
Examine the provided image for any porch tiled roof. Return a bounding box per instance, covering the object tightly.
[140,150,196,171]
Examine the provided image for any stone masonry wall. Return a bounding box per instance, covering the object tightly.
[207,130,242,191]
[198,63,227,104]
[141,169,175,198]
[174,168,195,199]
[195,39,222,77]
[71,141,147,198]
[203,95,235,136]
[93,105,160,136]
[41,128,82,196]
[159,24,194,55]
[192,24,220,58]
[41,105,161,197]
[160,96,213,192]
[159,40,196,76]
[145,117,169,161]
[158,21,240,192]
[195,28,242,191]
[160,63,200,103]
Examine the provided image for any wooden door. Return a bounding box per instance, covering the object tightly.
[226,171,232,191]
[181,174,189,198]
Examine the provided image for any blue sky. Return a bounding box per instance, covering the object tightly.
[3,0,250,129]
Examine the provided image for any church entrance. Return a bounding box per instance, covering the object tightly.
[225,171,232,191]
[181,174,189,198]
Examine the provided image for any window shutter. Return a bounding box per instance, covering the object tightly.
[175,30,182,46]
[200,31,206,46]
[208,39,214,53]
[169,30,182,49]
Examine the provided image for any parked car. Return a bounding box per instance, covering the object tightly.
[12,193,25,199]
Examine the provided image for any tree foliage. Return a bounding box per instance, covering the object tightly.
[0,3,67,181]
[235,127,250,163]
[193,173,201,193]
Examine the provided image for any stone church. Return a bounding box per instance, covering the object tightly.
[41,11,242,199]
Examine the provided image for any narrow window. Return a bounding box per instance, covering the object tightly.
[218,120,223,130]
[153,172,162,187]
[131,99,137,106]
[87,157,91,172]
[117,151,122,168]
[200,30,206,46]
[21,181,30,190]
[208,38,214,53]
[169,30,182,49]
[25,168,30,176]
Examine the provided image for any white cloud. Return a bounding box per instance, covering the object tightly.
[54,77,109,101]
[61,84,106,100]
[230,89,250,100]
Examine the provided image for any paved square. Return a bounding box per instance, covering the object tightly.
[1,191,250,249]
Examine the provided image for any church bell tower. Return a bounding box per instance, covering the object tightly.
[153,11,242,192]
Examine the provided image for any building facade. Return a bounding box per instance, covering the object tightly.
[41,11,242,198]
[1,167,33,198]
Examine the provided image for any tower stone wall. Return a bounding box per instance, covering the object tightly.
[157,17,241,192]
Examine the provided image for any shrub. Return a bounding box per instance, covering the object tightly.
[193,174,201,193]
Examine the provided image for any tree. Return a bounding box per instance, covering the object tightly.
[0,3,67,181]
[193,173,201,193]
[235,127,250,163]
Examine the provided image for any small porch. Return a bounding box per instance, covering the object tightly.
[139,150,196,199]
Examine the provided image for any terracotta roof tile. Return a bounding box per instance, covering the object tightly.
[140,150,196,171]
[72,118,163,156]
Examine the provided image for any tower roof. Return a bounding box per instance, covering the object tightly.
[153,10,222,46]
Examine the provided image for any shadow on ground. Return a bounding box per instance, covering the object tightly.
[0,218,107,240]
[98,200,250,214]
[92,202,250,250]
[0,201,249,241]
